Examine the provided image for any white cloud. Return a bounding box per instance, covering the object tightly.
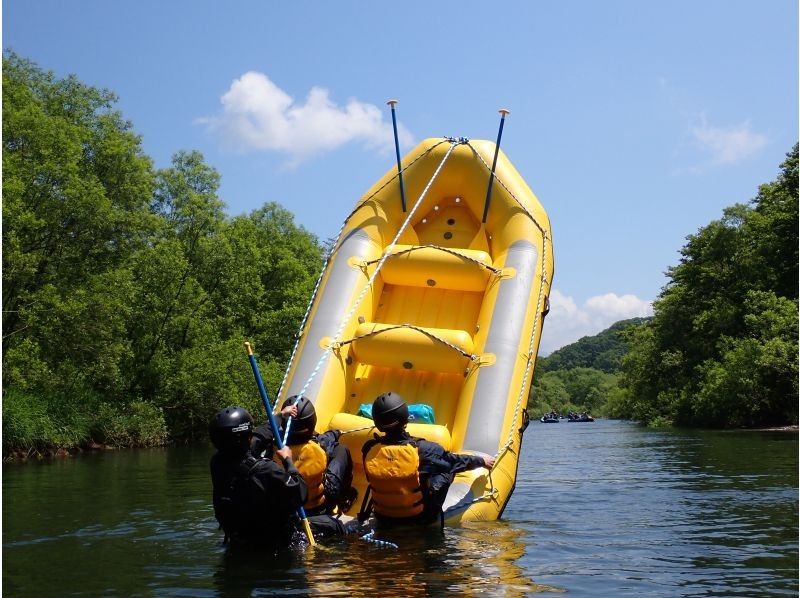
[198,71,414,166]
[689,116,768,165]
[538,289,653,355]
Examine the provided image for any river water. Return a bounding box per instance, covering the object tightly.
[3,420,797,596]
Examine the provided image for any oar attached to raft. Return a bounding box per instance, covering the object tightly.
[244,342,316,547]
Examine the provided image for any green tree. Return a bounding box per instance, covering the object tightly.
[529,367,618,416]
[2,54,326,455]
[620,145,799,428]
[3,53,155,356]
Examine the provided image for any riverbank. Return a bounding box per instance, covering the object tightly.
[3,441,113,463]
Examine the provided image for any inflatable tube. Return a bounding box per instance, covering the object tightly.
[278,138,554,524]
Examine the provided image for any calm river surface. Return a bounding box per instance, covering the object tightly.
[4,420,797,596]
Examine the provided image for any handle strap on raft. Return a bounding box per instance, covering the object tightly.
[335,323,479,362]
[362,244,503,276]
[339,424,376,435]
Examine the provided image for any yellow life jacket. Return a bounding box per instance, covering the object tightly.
[274,439,327,511]
[363,439,424,519]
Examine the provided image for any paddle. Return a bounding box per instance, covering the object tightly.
[244,342,316,547]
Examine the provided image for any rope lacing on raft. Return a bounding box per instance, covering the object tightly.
[276,136,551,476]
[463,138,551,463]
[362,244,503,277]
[333,323,479,363]
[467,141,549,237]
[281,138,465,442]
[273,139,453,410]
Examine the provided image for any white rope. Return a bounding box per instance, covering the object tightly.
[274,140,452,411]
[282,139,462,444]
[273,242,338,412]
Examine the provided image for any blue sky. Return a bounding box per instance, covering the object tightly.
[4,1,797,353]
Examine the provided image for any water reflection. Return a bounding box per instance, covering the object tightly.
[4,424,797,596]
[518,421,798,596]
[213,521,555,596]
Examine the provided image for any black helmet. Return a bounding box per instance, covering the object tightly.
[281,396,317,444]
[209,406,254,455]
[372,392,408,433]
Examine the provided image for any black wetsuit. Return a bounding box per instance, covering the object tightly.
[251,426,354,536]
[210,451,307,548]
[363,430,487,525]
[252,425,353,515]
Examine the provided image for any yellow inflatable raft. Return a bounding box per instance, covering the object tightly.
[276,136,553,523]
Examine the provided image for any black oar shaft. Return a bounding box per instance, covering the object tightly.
[387,99,407,212]
[482,108,510,223]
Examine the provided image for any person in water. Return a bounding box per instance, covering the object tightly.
[360,392,496,527]
[209,405,307,549]
[250,395,358,517]
[209,405,354,548]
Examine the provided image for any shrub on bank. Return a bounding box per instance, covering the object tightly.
[94,401,168,448]
[2,389,168,460]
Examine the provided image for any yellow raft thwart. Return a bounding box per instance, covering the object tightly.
[278,136,554,524]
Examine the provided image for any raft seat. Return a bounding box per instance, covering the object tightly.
[350,322,475,374]
[380,244,494,292]
[328,412,452,471]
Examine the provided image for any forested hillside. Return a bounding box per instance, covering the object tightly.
[537,318,650,374]
[527,319,644,418]
[530,146,798,429]
[2,54,325,457]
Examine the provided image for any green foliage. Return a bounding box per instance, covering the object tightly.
[619,145,799,428]
[531,148,797,429]
[530,319,642,418]
[3,388,95,454]
[94,401,168,448]
[2,53,324,458]
[529,367,619,417]
[538,318,649,373]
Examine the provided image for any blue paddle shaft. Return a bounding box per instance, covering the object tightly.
[246,353,284,449]
[245,344,312,526]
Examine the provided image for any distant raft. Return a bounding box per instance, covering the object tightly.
[276,136,554,524]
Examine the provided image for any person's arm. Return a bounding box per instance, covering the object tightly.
[418,440,491,475]
[313,431,351,504]
[315,429,341,451]
[416,441,493,515]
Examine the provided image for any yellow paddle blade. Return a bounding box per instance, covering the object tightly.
[302,518,316,546]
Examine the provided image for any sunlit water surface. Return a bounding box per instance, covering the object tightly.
[4,420,797,596]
